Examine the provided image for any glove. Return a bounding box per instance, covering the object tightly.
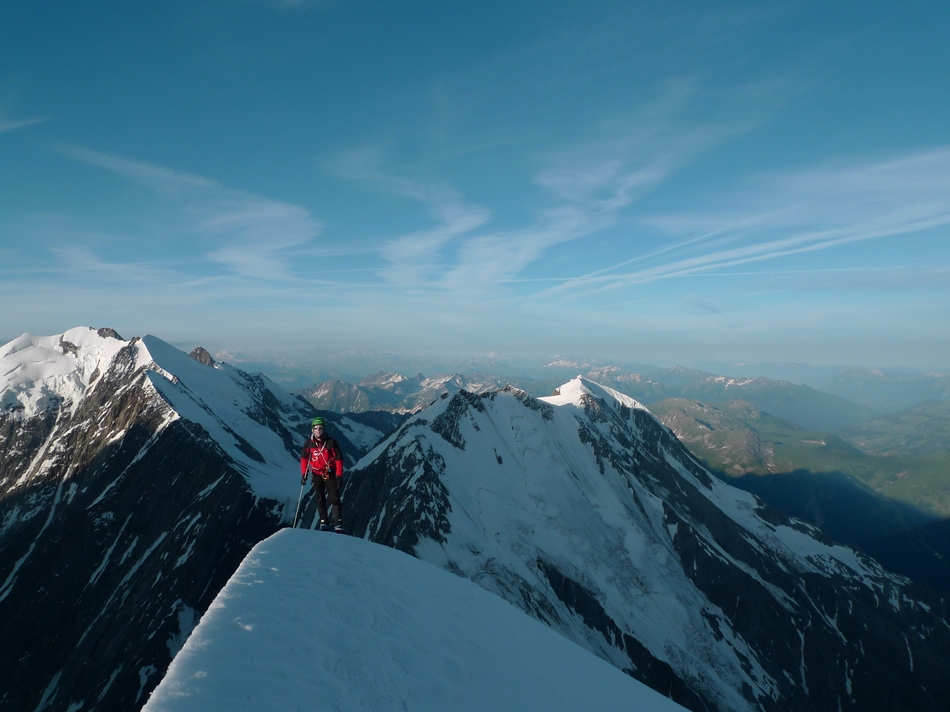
[301,474,308,485]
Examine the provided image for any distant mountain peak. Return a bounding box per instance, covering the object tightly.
[540,375,649,413]
[189,346,216,366]
[359,370,409,387]
[96,327,124,340]
[1,326,138,418]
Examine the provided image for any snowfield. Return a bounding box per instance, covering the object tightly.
[0,327,311,503]
[0,327,139,418]
[143,529,687,712]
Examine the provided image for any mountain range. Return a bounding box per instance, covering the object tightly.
[650,397,950,513]
[342,377,950,711]
[297,366,878,431]
[3,328,950,712]
[824,368,950,412]
[297,371,509,414]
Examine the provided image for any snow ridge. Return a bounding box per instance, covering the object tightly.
[143,531,689,712]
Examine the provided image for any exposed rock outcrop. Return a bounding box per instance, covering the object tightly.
[188,346,215,366]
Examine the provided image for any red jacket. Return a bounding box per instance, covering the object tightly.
[300,436,344,478]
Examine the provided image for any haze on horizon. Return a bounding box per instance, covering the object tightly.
[2,2,949,369]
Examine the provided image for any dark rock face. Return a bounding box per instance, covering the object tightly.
[188,346,215,366]
[345,431,452,553]
[344,382,950,712]
[0,346,290,711]
[1,425,277,711]
[539,560,714,712]
[429,389,484,449]
[97,327,124,340]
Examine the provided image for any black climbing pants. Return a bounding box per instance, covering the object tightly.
[313,475,342,526]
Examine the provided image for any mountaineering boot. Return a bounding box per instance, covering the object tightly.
[319,520,330,531]
[334,524,345,534]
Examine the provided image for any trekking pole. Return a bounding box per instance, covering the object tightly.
[292,482,305,528]
[292,467,309,528]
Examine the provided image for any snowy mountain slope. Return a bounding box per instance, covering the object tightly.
[343,377,950,712]
[0,327,390,712]
[299,377,371,412]
[2,327,307,499]
[143,529,688,712]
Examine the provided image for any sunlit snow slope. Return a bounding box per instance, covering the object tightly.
[0,326,312,502]
[344,378,950,712]
[144,529,688,712]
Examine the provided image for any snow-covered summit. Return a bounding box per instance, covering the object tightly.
[0,327,312,501]
[0,326,136,417]
[540,374,649,412]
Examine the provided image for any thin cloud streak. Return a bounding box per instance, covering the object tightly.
[329,77,774,296]
[57,146,323,281]
[325,147,491,286]
[0,117,49,133]
[55,145,218,191]
[378,196,490,287]
[545,146,950,297]
[566,214,950,294]
[48,246,177,281]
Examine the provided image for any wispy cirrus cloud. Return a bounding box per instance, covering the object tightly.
[56,145,218,191]
[328,78,773,295]
[377,198,490,287]
[325,147,490,287]
[56,145,323,281]
[0,113,48,134]
[546,146,950,296]
[47,244,177,281]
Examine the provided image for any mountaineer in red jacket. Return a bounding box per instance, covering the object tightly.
[300,417,345,532]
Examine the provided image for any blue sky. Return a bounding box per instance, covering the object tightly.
[2,1,949,368]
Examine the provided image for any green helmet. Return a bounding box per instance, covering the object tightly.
[311,417,326,428]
